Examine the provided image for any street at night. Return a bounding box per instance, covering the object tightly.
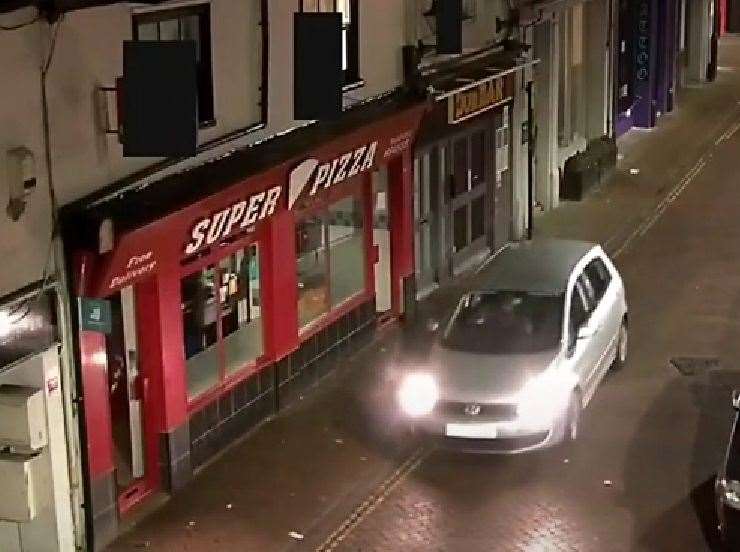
[3,1,740,551]
[103,36,740,552]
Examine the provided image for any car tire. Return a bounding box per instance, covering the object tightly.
[611,318,628,371]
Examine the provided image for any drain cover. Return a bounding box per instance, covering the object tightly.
[670,357,720,376]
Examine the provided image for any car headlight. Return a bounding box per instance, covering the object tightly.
[397,373,439,418]
[516,368,577,430]
[719,478,740,510]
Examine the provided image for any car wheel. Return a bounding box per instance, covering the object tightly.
[612,319,628,370]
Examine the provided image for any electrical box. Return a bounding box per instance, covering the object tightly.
[0,453,41,522]
[0,386,47,452]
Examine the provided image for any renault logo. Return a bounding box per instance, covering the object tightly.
[464,404,482,416]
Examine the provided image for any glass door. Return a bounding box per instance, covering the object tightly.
[414,148,440,298]
[450,129,488,274]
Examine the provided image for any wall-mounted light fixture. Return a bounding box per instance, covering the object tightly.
[5,147,37,222]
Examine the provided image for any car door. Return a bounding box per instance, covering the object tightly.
[565,276,601,404]
[585,255,621,363]
[581,258,616,385]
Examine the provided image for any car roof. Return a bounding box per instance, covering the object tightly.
[479,239,598,294]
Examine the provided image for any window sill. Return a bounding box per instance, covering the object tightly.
[343,79,365,93]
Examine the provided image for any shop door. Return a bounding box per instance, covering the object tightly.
[373,167,393,315]
[450,130,488,275]
[730,0,740,32]
[106,286,155,512]
[414,149,440,298]
[493,109,513,247]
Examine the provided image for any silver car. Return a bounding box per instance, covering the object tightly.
[396,239,628,453]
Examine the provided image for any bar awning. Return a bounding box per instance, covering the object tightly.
[420,49,539,127]
[431,58,540,102]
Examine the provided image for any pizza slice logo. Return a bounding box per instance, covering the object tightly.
[287,141,378,210]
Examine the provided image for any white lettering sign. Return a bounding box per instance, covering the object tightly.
[110,251,157,289]
[288,141,378,210]
[184,185,282,255]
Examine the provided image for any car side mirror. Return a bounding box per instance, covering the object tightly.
[732,390,740,411]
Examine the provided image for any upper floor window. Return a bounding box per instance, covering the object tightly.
[134,5,215,127]
[300,0,360,86]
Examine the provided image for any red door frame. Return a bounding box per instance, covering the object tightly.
[117,278,163,513]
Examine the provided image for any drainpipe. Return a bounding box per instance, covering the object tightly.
[40,14,88,551]
[526,80,535,241]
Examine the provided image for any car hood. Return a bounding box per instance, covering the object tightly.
[427,345,561,403]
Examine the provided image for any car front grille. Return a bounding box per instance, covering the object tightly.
[436,401,518,421]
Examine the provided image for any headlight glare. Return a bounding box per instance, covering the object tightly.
[397,373,439,417]
[720,478,740,510]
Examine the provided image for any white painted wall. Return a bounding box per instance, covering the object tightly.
[0,348,75,552]
[0,8,53,299]
[0,0,413,298]
[413,0,512,64]
[533,16,560,212]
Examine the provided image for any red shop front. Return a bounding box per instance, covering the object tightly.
[65,99,426,548]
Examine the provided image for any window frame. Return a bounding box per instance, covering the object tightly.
[133,4,216,128]
[567,280,590,349]
[584,257,612,304]
[298,0,361,87]
[180,233,266,410]
[294,176,368,334]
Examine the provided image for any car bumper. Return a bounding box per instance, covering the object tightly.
[411,410,570,455]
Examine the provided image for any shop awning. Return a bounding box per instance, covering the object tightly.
[414,49,538,135]
[427,50,538,104]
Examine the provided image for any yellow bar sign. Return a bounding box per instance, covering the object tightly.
[448,76,511,125]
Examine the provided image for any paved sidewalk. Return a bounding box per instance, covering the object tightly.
[107,36,740,552]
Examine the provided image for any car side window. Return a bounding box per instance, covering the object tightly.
[585,257,612,302]
[569,282,589,344]
[577,273,597,314]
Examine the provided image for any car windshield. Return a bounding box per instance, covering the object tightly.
[441,290,564,354]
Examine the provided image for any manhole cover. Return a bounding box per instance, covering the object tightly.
[670,357,720,376]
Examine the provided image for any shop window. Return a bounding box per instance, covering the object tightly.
[453,138,469,196]
[453,206,468,253]
[470,131,485,188]
[471,196,485,241]
[181,245,263,400]
[329,195,365,306]
[134,5,215,126]
[296,193,366,329]
[300,0,360,86]
[296,214,330,327]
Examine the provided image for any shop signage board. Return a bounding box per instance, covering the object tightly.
[447,75,514,125]
[89,104,427,297]
[184,186,282,255]
[288,141,377,209]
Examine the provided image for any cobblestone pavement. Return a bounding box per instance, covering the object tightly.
[325,40,740,552]
[109,37,740,552]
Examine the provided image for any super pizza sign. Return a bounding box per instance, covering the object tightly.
[183,139,388,256]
